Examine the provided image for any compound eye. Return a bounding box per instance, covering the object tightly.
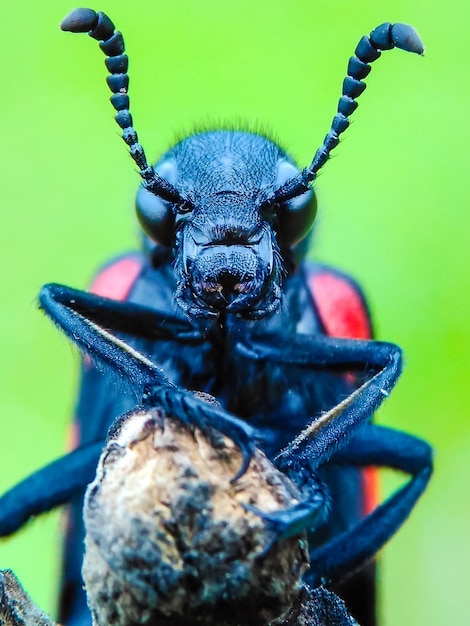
[276,160,317,248]
[135,159,178,248]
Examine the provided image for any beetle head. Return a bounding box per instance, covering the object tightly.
[60,9,424,319]
[136,131,316,319]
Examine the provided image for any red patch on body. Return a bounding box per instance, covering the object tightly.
[89,256,143,300]
[308,272,371,340]
[78,256,144,369]
[307,268,377,516]
[361,466,380,516]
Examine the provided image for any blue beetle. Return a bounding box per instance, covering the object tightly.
[0,9,432,626]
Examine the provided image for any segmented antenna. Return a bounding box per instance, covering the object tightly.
[60,8,183,204]
[270,23,424,205]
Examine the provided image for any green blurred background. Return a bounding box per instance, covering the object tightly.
[0,0,468,623]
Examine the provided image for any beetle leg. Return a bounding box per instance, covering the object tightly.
[0,443,102,537]
[242,422,431,583]
[237,334,402,466]
[243,489,325,556]
[40,284,256,479]
[236,334,432,577]
[306,423,433,585]
[143,384,257,481]
[40,283,178,391]
[41,283,203,343]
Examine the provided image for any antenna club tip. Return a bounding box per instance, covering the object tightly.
[391,23,425,56]
[60,7,98,33]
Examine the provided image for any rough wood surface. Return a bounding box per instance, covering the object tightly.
[278,587,358,626]
[0,570,57,626]
[82,408,309,626]
[1,404,360,626]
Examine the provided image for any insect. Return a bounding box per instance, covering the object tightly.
[0,7,432,626]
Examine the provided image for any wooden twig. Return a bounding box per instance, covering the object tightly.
[0,570,56,626]
[82,408,309,625]
[1,403,359,626]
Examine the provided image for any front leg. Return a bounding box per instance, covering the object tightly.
[236,333,432,583]
[40,284,256,478]
[41,283,204,346]
[237,333,402,466]
[0,443,102,537]
[308,423,432,585]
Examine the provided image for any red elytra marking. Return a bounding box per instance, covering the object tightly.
[89,256,143,300]
[307,271,377,513]
[308,272,371,340]
[362,466,380,516]
[82,256,144,369]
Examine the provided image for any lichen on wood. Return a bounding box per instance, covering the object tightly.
[0,570,57,626]
[1,402,359,626]
[82,407,310,625]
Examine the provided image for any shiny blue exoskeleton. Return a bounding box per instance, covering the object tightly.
[0,9,432,626]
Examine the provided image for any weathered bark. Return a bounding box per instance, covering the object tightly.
[1,407,359,626]
[82,408,309,625]
[0,570,57,626]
